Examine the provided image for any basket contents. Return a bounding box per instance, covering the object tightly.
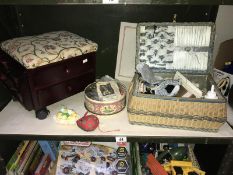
[137,62,219,99]
[135,23,223,100]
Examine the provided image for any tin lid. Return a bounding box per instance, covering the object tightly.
[136,22,215,74]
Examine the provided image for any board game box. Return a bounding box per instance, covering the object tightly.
[55,142,131,175]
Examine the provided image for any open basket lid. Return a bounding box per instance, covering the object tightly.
[136,22,215,75]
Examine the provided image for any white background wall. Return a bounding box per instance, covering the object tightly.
[214,5,233,59]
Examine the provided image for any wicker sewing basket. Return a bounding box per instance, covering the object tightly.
[127,22,227,132]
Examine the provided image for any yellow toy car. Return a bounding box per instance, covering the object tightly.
[163,160,205,175]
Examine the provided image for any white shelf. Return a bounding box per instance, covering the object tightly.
[0,91,233,143]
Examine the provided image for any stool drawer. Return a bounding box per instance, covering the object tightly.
[30,53,96,89]
[37,71,95,108]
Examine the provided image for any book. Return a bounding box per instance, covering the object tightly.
[28,148,43,175]
[44,161,55,175]
[6,141,30,175]
[15,141,37,174]
[19,142,39,175]
[38,141,59,161]
[34,154,51,175]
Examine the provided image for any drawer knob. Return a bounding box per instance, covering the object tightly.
[0,73,7,80]
[67,86,72,91]
[65,68,70,74]
[0,60,9,70]
[83,58,88,64]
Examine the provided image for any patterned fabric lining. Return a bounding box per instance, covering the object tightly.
[139,25,211,71]
[139,26,175,69]
[0,31,98,69]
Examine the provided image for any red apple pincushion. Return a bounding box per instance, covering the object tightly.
[76,112,99,131]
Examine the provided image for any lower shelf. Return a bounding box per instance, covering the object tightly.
[2,141,229,175]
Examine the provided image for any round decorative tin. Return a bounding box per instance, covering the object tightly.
[84,81,126,115]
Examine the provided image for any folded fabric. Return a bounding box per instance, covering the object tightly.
[136,62,162,84]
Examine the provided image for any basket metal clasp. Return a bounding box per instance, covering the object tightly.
[173,14,177,23]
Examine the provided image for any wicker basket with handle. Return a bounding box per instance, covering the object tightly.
[127,22,226,132]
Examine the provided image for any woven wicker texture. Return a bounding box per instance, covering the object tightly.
[127,79,226,132]
[128,93,226,119]
[128,114,223,132]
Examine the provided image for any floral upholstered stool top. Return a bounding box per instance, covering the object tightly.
[0,31,98,69]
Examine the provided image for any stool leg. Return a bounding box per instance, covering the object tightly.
[35,107,50,120]
[217,144,233,175]
[0,154,6,175]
